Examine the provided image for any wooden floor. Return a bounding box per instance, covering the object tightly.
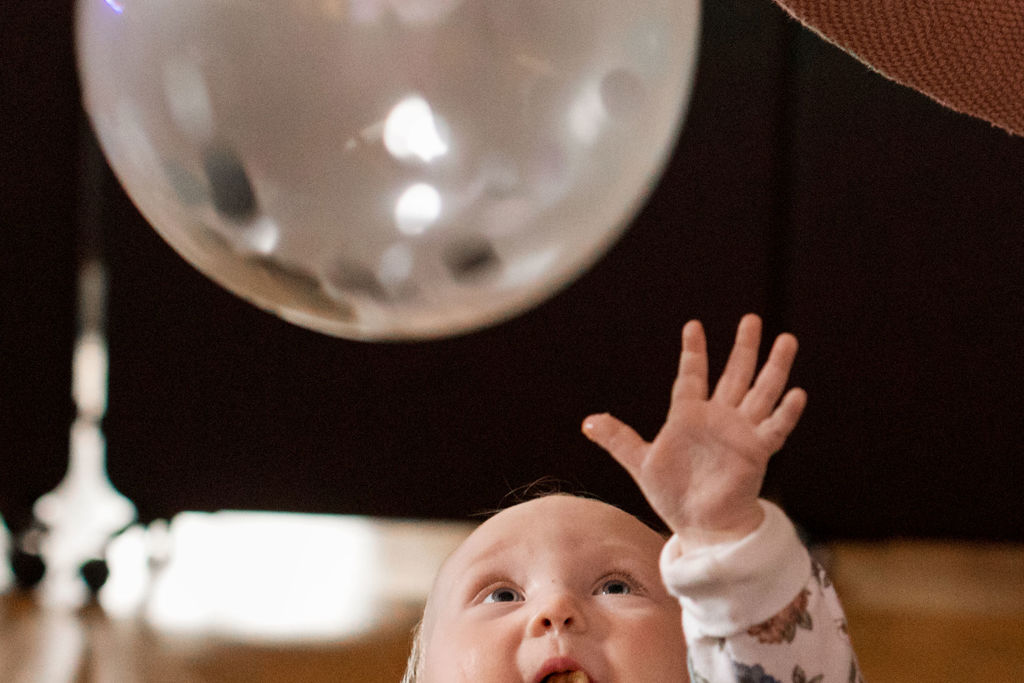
[2,533,1022,682]
[827,540,1024,681]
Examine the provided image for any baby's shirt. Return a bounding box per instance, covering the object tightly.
[660,500,863,682]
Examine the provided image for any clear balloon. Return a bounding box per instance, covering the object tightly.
[76,0,701,340]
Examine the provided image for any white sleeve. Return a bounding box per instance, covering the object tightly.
[660,500,863,682]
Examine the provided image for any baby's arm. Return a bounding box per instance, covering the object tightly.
[583,314,861,681]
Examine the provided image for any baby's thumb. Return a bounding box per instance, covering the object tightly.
[582,413,648,475]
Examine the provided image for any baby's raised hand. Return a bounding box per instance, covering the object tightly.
[583,314,806,551]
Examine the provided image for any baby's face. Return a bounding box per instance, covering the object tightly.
[418,495,686,683]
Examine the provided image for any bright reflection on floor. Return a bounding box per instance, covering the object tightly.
[100,511,472,643]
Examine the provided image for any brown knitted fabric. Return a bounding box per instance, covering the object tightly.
[774,0,1024,136]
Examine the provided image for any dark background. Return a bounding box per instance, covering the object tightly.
[3,2,1022,542]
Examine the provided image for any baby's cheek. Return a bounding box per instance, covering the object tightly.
[428,622,519,683]
[421,647,486,682]
[615,607,687,678]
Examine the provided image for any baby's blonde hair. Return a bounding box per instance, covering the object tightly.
[400,619,425,683]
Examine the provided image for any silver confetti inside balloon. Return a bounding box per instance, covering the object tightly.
[76,0,701,339]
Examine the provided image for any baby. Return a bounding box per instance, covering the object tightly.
[403,315,861,682]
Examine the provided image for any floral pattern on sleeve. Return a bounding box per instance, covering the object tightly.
[747,589,812,644]
[685,558,863,682]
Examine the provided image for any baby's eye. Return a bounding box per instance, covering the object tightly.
[483,587,524,603]
[598,579,632,596]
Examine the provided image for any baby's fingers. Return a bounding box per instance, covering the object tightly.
[670,320,709,403]
[755,387,807,453]
[712,313,762,406]
[582,413,648,478]
[739,332,799,421]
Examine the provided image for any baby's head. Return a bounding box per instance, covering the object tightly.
[403,494,686,682]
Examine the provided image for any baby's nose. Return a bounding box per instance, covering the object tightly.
[528,592,588,636]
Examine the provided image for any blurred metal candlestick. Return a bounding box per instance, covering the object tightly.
[31,131,136,609]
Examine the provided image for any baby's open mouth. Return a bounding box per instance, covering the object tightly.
[541,672,590,683]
